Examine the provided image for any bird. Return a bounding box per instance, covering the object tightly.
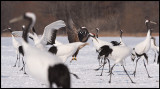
[90,29,131,76]
[131,17,157,78]
[150,37,159,64]
[78,27,90,42]
[89,33,112,51]
[98,45,135,83]
[91,29,130,76]
[48,42,89,63]
[28,20,66,51]
[89,32,114,75]
[110,29,127,65]
[119,29,126,46]
[9,12,71,88]
[89,30,126,74]
[110,29,126,46]
[96,28,99,38]
[28,21,89,63]
[65,11,90,61]
[3,27,26,74]
[89,33,111,64]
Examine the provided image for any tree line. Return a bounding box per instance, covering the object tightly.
[1,1,159,36]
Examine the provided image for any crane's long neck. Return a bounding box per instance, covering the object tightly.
[11,34,16,42]
[146,29,151,40]
[23,19,35,43]
[91,37,99,49]
[7,28,15,39]
[120,31,123,42]
[96,29,99,38]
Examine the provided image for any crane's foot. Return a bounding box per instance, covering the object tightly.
[148,76,152,78]
[71,57,77,61]
[70,57,77,63]
[20,67,23,71]
[13,65,16,67]
[94,68,99,71]
[73,57,77,61]
[131,81,136,84]
[132,71,136,77]
[24,72,27,75]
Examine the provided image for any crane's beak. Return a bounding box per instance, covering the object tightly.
[94,37,99,43]
[150,21,157,24]
[2,28,8,32]
[9,16,23,23]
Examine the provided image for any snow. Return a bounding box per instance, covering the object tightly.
[1,36,159,88]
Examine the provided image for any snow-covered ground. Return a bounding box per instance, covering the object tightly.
[1,36,159,88]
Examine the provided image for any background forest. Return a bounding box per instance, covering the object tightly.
[1,1,159,36]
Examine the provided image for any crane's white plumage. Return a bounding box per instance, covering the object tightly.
[28,20,66,51]
[108,46,132,64]
[41,20,66,44]
[29,20,89,63]
[97,45,134,83]
[11,34,21,51]
[134,30,151,55]
[89,33,112,51]
[12,31,23,37]
[22,41,62,84]
[9,12,70,88]
[131,17,157,78]
[150,37,159,52]
[54,42,89,62]
[119,30,126,46]
[150,37,159,62]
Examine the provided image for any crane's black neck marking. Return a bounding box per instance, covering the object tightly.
[120,30,123,39]
[32,27,36,34]
[96,28,99,38]
[23,18,33,43]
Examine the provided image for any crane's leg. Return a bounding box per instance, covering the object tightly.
[100,58,103,65]
[70,72,79,79]
[97,55,101,66]
[18,53,20,67]
[157,54,159,64]
[70,50,79,63]
[132,57,140,77]
[13,54,19,67]
[153,52,156,63]
[107,58,111,73]
[20,57,27,74]
[74,50,79,60]
[143,59,152,78]
[49,83,53,88]
[123,59,126,66]
[108,64,116,83]
[98,59,101,66]
[122,65,135,83]
[100,58,106,76]
[95,61,107,71]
